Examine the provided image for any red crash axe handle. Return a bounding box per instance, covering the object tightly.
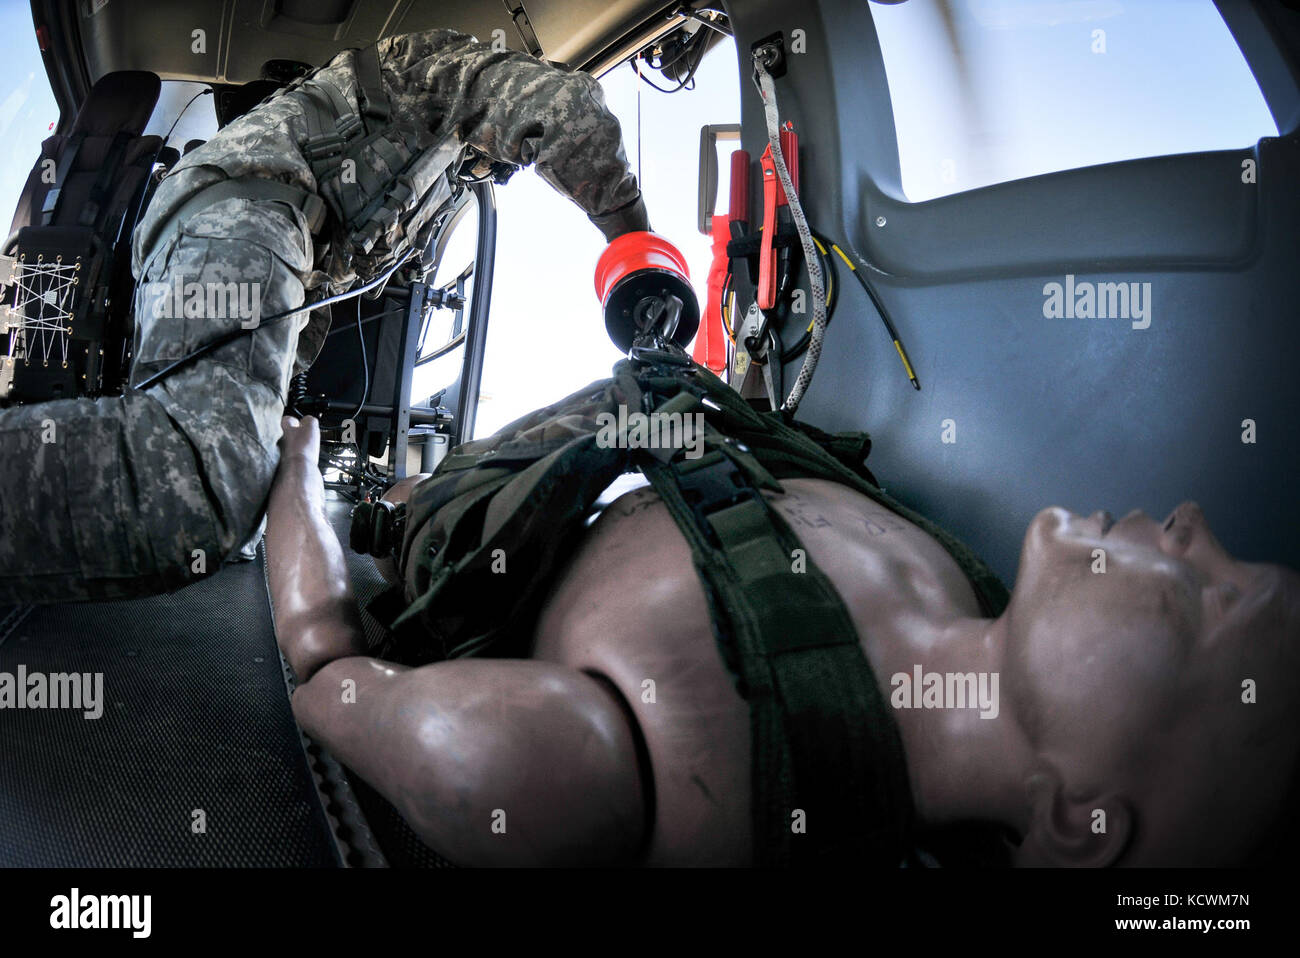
[758,143,779,310]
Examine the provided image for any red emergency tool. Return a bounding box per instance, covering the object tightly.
[694,150,750,372]
[757,123,799,310]
[595,231,699,353]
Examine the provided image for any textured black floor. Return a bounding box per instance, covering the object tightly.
[0,552,339,867]
[325,494,455,868]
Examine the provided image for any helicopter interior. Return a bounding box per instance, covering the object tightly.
[0,0,1296,868]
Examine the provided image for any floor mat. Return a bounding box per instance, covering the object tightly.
[0,551,339,867]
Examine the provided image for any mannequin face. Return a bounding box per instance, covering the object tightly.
[1000,501,1300,864]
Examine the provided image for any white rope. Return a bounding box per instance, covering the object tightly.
[753,57,825,414]
[10,259,77,366]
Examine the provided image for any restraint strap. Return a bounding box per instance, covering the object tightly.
[40,132,87,226]
[79,131,132,229]
[640,447,915,866]
[355,44,391,125]
[136,175,326,265]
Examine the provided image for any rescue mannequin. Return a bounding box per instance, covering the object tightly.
[267,414,1300,866]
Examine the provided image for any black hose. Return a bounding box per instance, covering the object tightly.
[781,234,839,361]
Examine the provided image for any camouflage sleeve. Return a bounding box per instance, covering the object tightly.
[0,196,314,603]
[378,29,650,241]
[0,387,261,603]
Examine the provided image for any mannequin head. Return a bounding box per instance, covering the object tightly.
[999,502,1300,865]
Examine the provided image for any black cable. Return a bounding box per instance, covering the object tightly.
[121,88,213,252]
[781,233,839,361]
[133,246,417,391]
[324,306,407,337]
[719,267,734,340]
[289,371,309,418]
[638,39,705,93]
[686,9,732,37]
[722,234,836,369]
[647,37,696,71]
[634,25,711,93]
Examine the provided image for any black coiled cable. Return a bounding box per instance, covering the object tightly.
[289,371,309,419]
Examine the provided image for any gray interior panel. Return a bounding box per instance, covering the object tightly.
[76,0,678,83]
[725,0,1300,582]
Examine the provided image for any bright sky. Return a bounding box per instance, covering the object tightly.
[0,6,58,239]
[871,0,1276,201]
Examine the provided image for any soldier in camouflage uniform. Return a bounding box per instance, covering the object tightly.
[0,28,649,603]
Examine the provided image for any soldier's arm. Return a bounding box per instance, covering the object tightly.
[379,29,649,240]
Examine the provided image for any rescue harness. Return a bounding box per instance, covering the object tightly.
[351,344,1010,866]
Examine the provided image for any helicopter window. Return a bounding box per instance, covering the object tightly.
[0,11,60,234]
[870,0,1278,202]
[411,196,479,404]
[143,79,218,147]
[472,35,741,439]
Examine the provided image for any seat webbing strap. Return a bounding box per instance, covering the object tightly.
[39,132,86,226]
[79,131,132,229]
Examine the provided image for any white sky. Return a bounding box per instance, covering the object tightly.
[871,0,1276,201]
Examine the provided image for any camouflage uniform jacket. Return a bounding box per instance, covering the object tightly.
[0,29,645,604]
[132,28,649,377]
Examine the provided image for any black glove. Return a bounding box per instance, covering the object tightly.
[588,194,651,242]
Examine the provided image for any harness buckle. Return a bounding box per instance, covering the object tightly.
[334,112,364,141]
[304,133,348,162]
[670,451,760,546]
[629,343,692,367]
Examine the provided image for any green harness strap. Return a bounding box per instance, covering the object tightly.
[640,448,914,866]
[647,357,1010,618]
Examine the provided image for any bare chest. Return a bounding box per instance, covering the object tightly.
[530,477,981,863]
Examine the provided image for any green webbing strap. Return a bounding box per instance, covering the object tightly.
[355,44,391,125]
[675,362,1011,617]
[136,175,326,266]
[640,449,915,866]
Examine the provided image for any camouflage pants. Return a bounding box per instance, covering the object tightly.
[0,196,315,603]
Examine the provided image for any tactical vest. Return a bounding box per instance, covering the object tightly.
[280,45,467,281]
[352,346,1011,866]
